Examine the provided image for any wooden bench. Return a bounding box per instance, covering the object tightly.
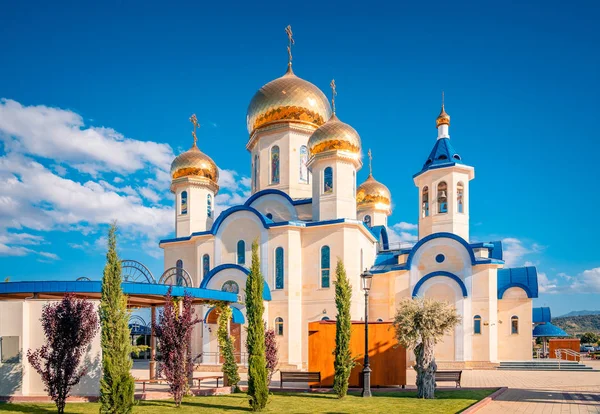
[193,375,224,388]
[135,379,164,393]
[434,370,462,388]
[279,371,321,389]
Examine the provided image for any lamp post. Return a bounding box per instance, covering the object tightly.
[361,268,373,398]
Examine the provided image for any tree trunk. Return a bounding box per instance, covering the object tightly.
[414,339,437,399]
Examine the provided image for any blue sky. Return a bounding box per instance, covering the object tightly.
[0,0,598,316]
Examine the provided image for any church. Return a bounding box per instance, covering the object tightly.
[159,31,539,369]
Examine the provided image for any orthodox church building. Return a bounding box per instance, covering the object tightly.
[159,34,538,369]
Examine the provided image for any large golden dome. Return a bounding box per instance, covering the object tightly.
[307,113,361,157]
[170,144,219,183]
[357,174,391,211]
[246,65,332,135]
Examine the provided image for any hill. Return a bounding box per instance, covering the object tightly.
[558,310,600,317]
[552,314,600,335]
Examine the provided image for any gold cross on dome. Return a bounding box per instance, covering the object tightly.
[330,79,337,114]
[285,25,294,66]
[368,149,373,176]
[189,114,200,147]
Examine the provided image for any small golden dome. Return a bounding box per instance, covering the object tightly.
[307,114,361,157]
[357,174,392,211]
[246,65,332,135]
[170,144,219,183]
[436,104,450,128]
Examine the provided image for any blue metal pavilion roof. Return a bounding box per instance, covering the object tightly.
[497,266,539,299]
[414,138,464,178]
[533,307,552,323]
[533,322,569,337]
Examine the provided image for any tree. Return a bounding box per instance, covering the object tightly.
[245,239,269,411]
[153,288,200,406]
[27,294,99,414]
[333,260,354,398]
[393,298,461,399]
[99,223,135,413]
[580,332,599,345]
[216,303,240,390]
[264,324,279,384]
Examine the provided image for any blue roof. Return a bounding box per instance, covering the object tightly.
[533,307,552,323]
[369,225,390,250]
[489,241,503,261]
[533,322,569,337]
[370,251,400,273]
[497,266,539,299]
[414,138,464,177]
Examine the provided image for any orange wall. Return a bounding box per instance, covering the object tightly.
[549,339,580,361]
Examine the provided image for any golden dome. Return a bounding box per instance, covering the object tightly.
[170,144,219,183]
[357,174,392,211]
[246,65,332,135]
[307,113,361,157]
[436,103,450,128]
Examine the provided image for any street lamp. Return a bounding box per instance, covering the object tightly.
[361,268,373,398]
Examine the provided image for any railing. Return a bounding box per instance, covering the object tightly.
[554,348,582,368]
[378,241,416,252]
[198,351,249,366]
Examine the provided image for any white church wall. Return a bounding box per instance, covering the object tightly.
[497,287,533,361]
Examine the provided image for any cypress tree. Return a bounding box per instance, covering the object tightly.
[333,260,354,398]
[245,239,268,411]
[99,223,135,413]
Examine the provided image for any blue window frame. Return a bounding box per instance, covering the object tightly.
[271,146,280,184]
[202,254,210,278]
[474,315,482,334]
[321,246,331,288]
[181,191,188,215]
[207,194,212,218]
[275,247,284,289]
[237,240,246,265]
[324,167,333,194]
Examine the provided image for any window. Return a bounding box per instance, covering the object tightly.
[323,167,333,194]
[181,191,188,215]
[275,247,284,289]
[474,315,482,334]
[271,146,280,184]
[221,280,239,294]
[253,154,259,190]
[275,317,284,336]
[321,246,331,288]
[202,254,210,278]
[353,171,356,197]
[511,316,519,335]
[437,182,448,214]
[422,186,429,217]
[237,240,246,265]
[299,145,309,184]
[176,259,183,285]
[266,213,273,220]
[376,318,384,322]
[0,336,20,363]
[363,215,372,227]
[321,316,330,321]
[457,182,464,214]
[360,249,363,274]
[207,194,212,218]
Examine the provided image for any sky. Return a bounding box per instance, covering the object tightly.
[0,0,598,316]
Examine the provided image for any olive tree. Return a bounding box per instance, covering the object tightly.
[392,298,460,399]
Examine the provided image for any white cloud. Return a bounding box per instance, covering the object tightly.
[387,222,418,245]
[392,222,418,231]
[139,187,161,204]
[568,268,600,293]
[537,271,559,294]
[501,237,544,267]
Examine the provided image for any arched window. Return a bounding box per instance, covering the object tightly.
[275,247,284,289]
[321,316,330,321]
[360,249,363,274]
[511,316,519,335]
[353,171,356,197]
[323,167,333,194]
[422,186,429,218]
[176,259,183,285]
[363,215,372,227]
[181,191,188,215]
[437,182,448,214]
[221,280,239,294]
[202,254,210,278]
[457,182,464,214]
[253,154,259,190]
[237,240,246,265]
[474,315,482,334]
[271,146,280,184]
[207,194,212,218]
[376,318,384,322]
[321,246,331,288]
[275,317,284,336]
[299,145,309,184]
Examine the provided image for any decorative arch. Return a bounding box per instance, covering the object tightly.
[412,271,468,298]
[211,205,271,235]
[76,276,91,281]
[405,232,477,270]
[199,263,272,300]
[203,306,245,324]
[121,260,156,283]
[159,266,193,287]
[497,284,534,299]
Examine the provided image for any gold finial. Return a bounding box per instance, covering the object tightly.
[285,25,294,67]
[189,114,200,147]
[330,79,337,114]
[368,149,373,177]
[436,91,450,128]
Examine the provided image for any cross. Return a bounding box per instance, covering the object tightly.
[330,79,337,114]
[442,90,445,108]
[368,149,373,176]
[189,114,199,147]
[285,25,294,66]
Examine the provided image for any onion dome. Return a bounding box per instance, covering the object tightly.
[357,174,392,212]
[246,65,332,136]
[170,144,219,183]
[436,103,450,128]
[307,113,361,157]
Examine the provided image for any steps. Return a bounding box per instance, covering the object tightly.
[498,360,597,371]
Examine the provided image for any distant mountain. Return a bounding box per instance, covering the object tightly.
[558,310,600,317]
[552,314,600,335]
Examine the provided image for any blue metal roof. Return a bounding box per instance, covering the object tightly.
[533,307,552,323]
[369,225,390,250]
[533,322,569,337]
[414,138,464,178]
[497,266,539,299]
[370,251,399,274]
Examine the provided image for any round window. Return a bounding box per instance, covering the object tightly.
[435,254,445,263]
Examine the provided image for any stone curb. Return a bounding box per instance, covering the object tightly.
[461,387,508,413]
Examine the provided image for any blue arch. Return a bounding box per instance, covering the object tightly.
[245,189,295,207]
[405,232,476,269]
[200,263,272,301]
[210,205,273,235]
[203,306,245,324]
[497,283,534,299]
[412,271,468,298]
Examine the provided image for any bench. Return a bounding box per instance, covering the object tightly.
[135,379,164,393]
[279,371,321,388]
[434,370,462,388]
[193,375,224,388]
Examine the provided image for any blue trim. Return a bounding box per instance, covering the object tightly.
[406,232,476,268]
[412,271,468,298]
[244,189,312,207]
[200,263,272,301]
[413,138,466,178]
[204,306,245,324]
[497,266,538,299]
[369,225,389,250]
[533,322,568,337]
[533,307,552,323]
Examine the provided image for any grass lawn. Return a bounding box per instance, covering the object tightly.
[0,389,497,413]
